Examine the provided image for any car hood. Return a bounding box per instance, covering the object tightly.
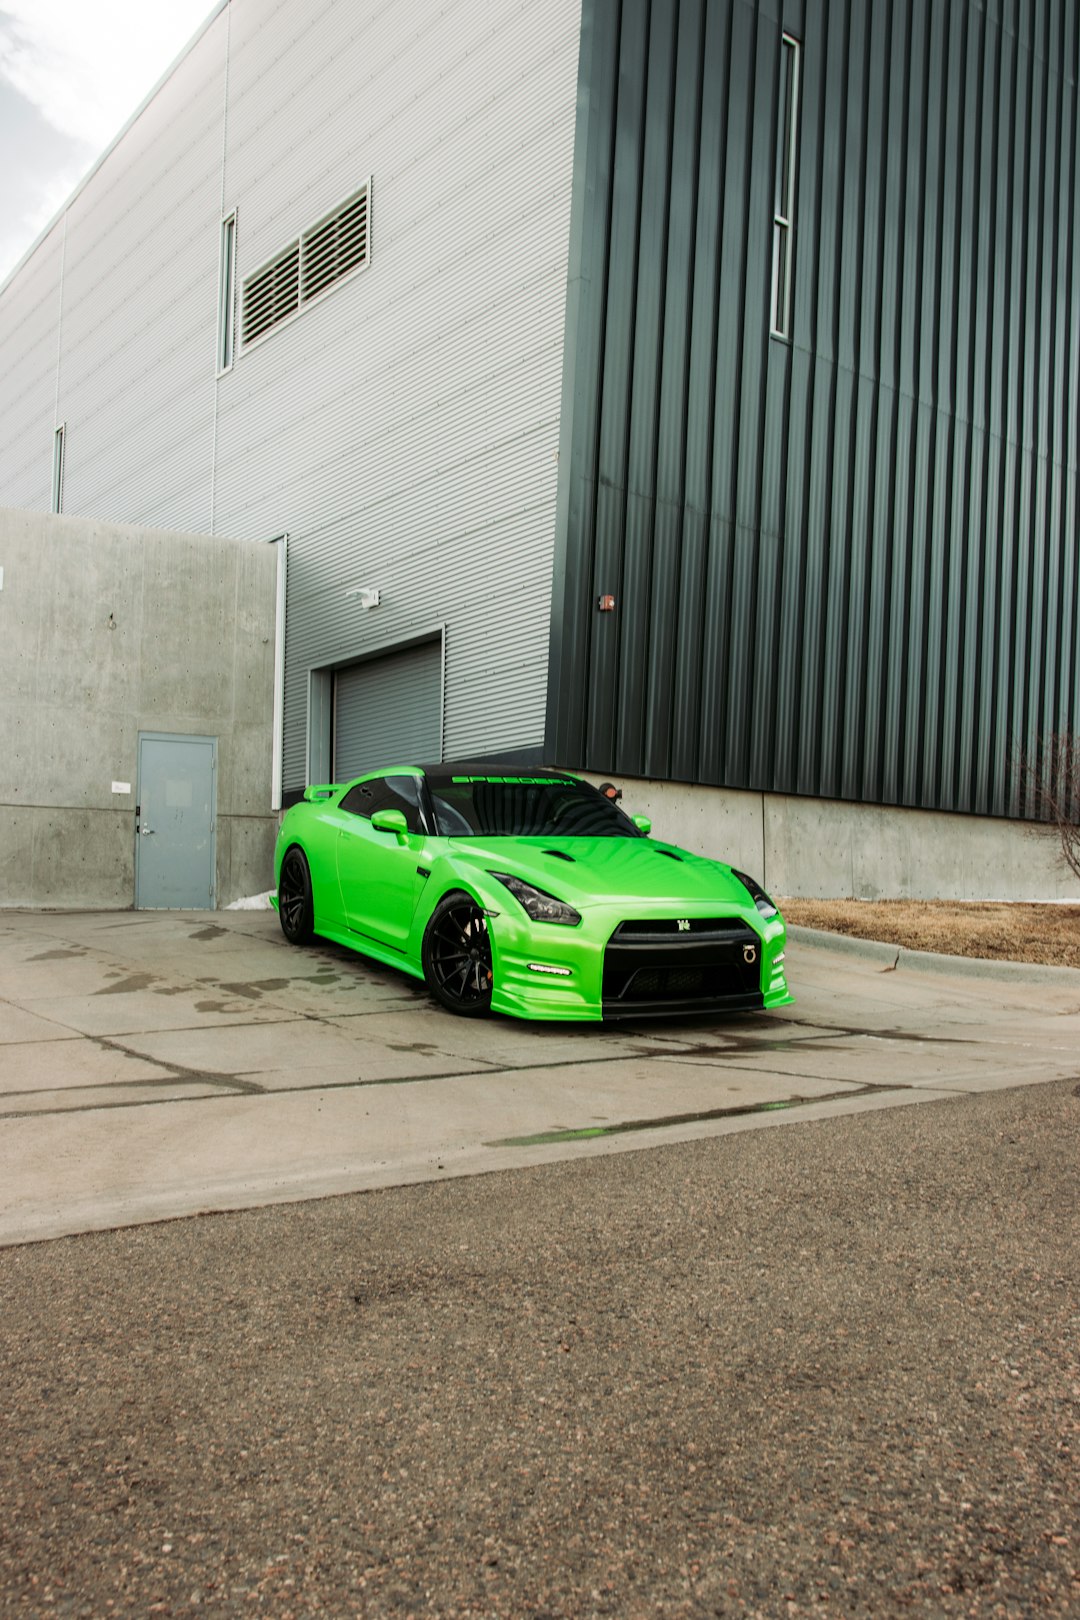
[443,835,758,910]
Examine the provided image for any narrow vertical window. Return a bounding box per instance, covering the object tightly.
[771,33,800,340]
[51,424,65,513]
[218,211,237,373]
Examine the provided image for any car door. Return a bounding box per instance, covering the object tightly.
[334,774,430,950]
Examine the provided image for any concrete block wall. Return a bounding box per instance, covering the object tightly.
[585,776,1079,903]
[0,509,278,908]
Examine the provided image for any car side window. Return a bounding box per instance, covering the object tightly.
[340,774,425,833]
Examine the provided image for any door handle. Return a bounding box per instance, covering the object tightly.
[139,826,155,836]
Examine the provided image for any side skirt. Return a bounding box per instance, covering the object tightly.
[311,923,428,984]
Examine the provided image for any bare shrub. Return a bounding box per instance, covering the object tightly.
[1019,732,1080,884]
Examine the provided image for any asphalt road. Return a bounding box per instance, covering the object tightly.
[2,1075,1078,1618]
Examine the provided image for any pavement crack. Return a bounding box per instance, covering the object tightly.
[89,1035,267,1094]
[776,1015,981,1048]
[0,1093,236,1119]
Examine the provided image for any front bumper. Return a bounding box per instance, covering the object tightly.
[488,905,792,1021]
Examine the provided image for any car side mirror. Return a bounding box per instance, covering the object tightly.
[632,814,652,835]
[371,807,409,843]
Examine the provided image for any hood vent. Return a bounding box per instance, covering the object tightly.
[543,849,576,862]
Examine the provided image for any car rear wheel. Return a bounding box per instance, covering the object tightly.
[278,847,315,945]
[422,892,493,1016]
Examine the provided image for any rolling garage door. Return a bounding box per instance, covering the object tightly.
[334,639,442,779]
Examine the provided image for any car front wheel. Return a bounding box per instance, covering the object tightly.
[278,847,315,945]
[421,892,493,1016]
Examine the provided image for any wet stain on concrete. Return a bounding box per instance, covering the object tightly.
[247,975,345,991]
[178,974,358,1002]
[27,948,86,962]
[623,1021,982,1060]
[93,973,157,996]
[489,1085,883,1148]
[779,1015,980,1048]
[190,925,228,941]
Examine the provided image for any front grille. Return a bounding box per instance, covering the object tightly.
[613,917,746,939]
[624,965,712,997]
[602,920,764,1016]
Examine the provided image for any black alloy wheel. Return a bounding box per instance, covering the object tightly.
[422,892,494,1016]
[277,847,315,945]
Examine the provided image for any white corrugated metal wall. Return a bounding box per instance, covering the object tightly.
[0,17,230,533]
[0,0,581,790]
[0,226,65,509]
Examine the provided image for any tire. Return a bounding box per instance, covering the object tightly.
[277,847,315,945]
[421,892,493,1017]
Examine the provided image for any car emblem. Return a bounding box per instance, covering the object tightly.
[677,919,690,931]
[743,944,757,964]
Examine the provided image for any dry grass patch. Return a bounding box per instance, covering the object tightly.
[778,899,1080,969]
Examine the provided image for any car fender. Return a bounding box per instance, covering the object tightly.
[407,855,507,955]
[274,816,346,936]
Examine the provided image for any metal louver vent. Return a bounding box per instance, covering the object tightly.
[242,242,299,345]
[240,180,370,351]
[302,186,369,303]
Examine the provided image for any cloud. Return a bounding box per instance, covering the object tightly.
[0,2,215,148]
[0,1,214,279]
[0,69,92,278]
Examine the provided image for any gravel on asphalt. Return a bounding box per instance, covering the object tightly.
[2,1079,1078,1619]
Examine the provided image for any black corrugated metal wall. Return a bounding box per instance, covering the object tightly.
[546,0,1080,819]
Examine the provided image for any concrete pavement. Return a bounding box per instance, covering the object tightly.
[2,908,1079,1247]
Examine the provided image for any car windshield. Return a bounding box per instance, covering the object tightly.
[427,774,642,839]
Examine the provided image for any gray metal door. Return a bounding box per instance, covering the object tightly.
[136,734,216,909]
[334,641,442,779]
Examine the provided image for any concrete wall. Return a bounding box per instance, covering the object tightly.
[0,509,278,909]
[584,776,1080,904]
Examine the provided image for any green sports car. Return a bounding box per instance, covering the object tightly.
[272,765,792,1021]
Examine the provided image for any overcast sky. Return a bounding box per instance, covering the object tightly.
[0,0,215,283]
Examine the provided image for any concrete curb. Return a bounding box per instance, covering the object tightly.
[786,922,1080,985]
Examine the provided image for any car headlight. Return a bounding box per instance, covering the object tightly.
[731,869,779,919]
[490,873,581,926]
